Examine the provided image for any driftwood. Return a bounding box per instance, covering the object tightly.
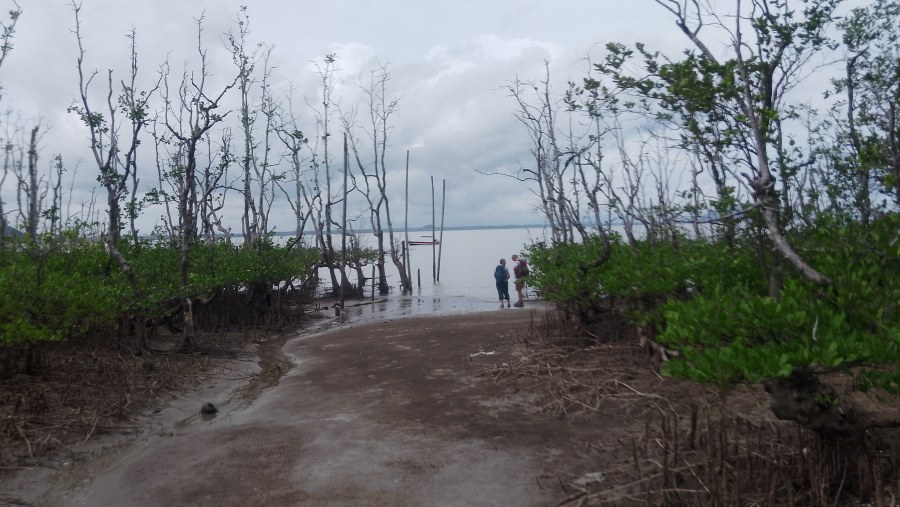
[763,367,900,436]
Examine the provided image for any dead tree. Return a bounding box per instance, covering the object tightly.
[46,154,64,237]
[304,54,344,295]
[6,122,43,251]
[227,8,280,246]
[505,66,573,243]
[274,87,314,244]
[0,116,10,250]
[70,2,159,288]
[0,3,21,248]
[160,15,238,351]
[22,125,38,243]
[344,63,410,294]
[198,131,233,243]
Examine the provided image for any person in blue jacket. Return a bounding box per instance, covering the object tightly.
[493,258,511,308]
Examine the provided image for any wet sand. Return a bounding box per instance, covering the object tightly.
[5,303,591,507]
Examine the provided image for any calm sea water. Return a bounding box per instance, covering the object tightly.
[328,227,552,322]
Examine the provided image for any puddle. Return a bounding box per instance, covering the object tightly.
[325,293,525,328]
[233,333,293,404]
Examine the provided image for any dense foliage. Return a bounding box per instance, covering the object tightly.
[0,236,318,348]
[527,214,900,393]
[513,0,900,407]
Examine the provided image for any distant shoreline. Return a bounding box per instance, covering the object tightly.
[271,224,551,237]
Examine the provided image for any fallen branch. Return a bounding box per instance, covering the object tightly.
[83,414,100,443]
[15,422,33,459]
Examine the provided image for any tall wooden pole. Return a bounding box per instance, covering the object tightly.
[340,132,348,310]
[437,179,446,281]
[404,150,411,292]
[431,175,436,283]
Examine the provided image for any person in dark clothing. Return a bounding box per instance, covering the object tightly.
[511,254,529,307]
[493,258,511,308]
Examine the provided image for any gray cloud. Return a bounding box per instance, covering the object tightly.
[2,0,686,232]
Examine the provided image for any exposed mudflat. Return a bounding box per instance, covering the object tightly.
[5,306,613,506]
[3,301,896,506]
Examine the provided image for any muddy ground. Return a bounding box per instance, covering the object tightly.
[0,305,896,506]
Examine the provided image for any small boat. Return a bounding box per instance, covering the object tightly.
[408,239,440,246]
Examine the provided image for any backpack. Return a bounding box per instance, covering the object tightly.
[514,259,529,277]
[494,265,508,282]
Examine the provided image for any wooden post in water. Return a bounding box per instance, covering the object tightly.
[431,176,436,282]
[340,133,348,312]
[401,240,407,290]
[437,179,446,281]
[404,150,412,292]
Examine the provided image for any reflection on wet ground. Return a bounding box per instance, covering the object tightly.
[303,292,545,331]
[341,294,499,325]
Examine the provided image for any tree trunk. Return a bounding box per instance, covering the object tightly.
[763,368,900,437]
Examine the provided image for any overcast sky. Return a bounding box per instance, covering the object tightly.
[2,1,704,233]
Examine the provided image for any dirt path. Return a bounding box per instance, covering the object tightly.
[7,307,619,506]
